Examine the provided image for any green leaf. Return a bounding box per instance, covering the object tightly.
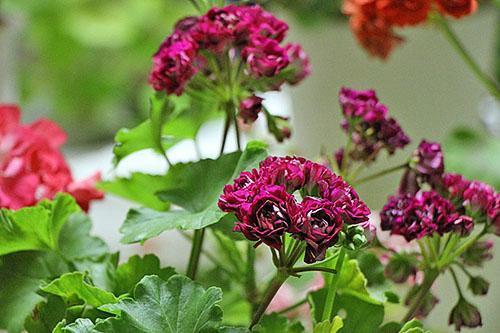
[0,194,80,255]
[332,290,384,333]
[58,213,109,261]
[308,257,384,333]
[98,173,171,211]
[354,252,385,286]
[313,317,344,333]
[57,318,101,333]
[24,295,67,333]
[383,291,400,304]
[113,120,156,165]
[378,322,402,333]
[0,252,69,333]
[41,272,118,308]
[73,253,119,291]
[120,141,268,243]
[399,319,431,333]
[113,254,175,296]
[252,313,305,333]
[120,206,226,244]
[97,275,223,332]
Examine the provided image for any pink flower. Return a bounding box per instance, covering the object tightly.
[238,95,263,124]
[149,40,198,95]
[0,104,103,211]
[67,173,105,212]
[412,140,444,177]
[243,37,289,77]
[284,43,311,85]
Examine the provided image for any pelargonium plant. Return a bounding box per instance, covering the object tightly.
[0,1,498,333]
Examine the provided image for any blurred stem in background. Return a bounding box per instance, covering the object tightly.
[431,12,500,99]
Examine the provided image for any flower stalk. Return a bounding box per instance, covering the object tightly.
[352,162,408,185]
[402,269,440,322]
[321,248,346,321]
[432,13,500,99]
[186,228,206,279]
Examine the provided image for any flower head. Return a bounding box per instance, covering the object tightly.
[243,37,289,77]
[377,0,431,26]
[380,190,472,242]
[339,87,410,163]
[219,155,371,263]
[0,105,103,211]
[284,43,311,85]
[436,0,478,19]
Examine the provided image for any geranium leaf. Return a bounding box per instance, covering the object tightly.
[58,213,109,261]
[24,295,67,333]
[399,319,431,333]
[313,317,344,333]
[98,173,171,211]
[0,194,80,255]
[95,275,223,333]
[0,252,69,333]
[120,206,226,244]
[41,272,118,308]
[113,254,175,296]
[252,313,305,332]
[120,141,268,243]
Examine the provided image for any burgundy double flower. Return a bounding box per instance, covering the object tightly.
[380,190,473,241]
[337,87,410,165]
[149,4,310,97]
[219,156,371,263]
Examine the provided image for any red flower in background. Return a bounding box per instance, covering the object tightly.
[0,105,103,211]
[343,0,478,59]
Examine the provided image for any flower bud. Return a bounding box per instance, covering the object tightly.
[468,276,489,296]
[385,254,417,283]
[448,298,482,331]
[460,240,493,267]
[239,95,263,124]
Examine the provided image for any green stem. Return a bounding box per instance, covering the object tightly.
[220,110,231,155]
[233,108,242,151]
[352,163,408,186]
[439,225,488,268]
[417,239,431,266]
[433,13,500,99]
[449,267,464,298]
[292,267,337,275]
[188,0,202,13]
[246,243,258,313]
[453,261,473,278]
[186,229,205,279]
[401,269,439,322]
[321,248,346,321]
[250,270,288,329]
[426,237,439,264]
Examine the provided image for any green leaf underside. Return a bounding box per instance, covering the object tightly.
[313,317,344,333]
[98,173,171,211]
[120,141,268,243]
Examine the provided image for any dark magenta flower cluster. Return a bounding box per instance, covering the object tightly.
[336,87,410,164]
[384,139,499,242]
[380,190,473,241]
[218,156,371,263]
[149,4,310,111]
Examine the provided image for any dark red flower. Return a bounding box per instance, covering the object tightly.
[243,37,289,77]
[377,0,431,26]
[436,0,478,19]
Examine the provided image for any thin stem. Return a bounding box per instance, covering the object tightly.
[186,229,205,279]
[417,239,431,267]
[321,248,346,321]
[250,271,288,329]
[426,237,439,264]
[453,261,473,278]
[220,110,231,155]
[292,267,337,275]
[341,128,353,177]
[439,224,488,268]
[277,298,307,315]
[433,13,500,99]
[352,163,408,186]
[246,243,258,314]
[402,269,439,322]
[449,267,464,298]
[233,110,242,151]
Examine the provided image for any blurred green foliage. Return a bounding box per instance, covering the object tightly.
[3,0,193,144]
